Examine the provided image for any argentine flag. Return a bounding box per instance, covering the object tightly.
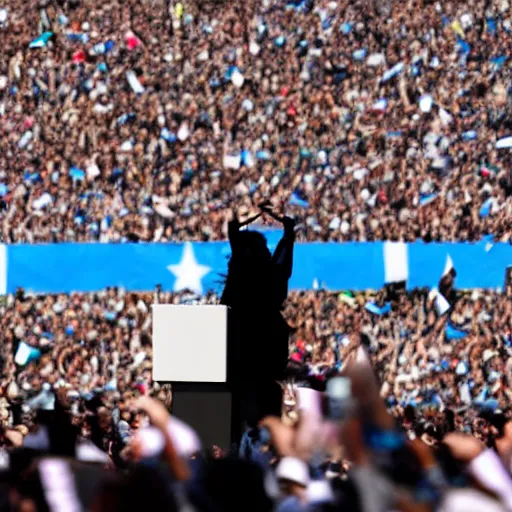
[15,341,41,366]
[29,32,53,49]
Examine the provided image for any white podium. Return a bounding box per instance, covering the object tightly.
[152,305,232,450]
[152,304,228,383]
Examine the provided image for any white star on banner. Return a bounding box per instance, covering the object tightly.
[167,242,211,294]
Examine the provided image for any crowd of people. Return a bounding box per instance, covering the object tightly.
[2,0,512,243]
[2,286,512,510]
[1,284,512,437]
[4,0,512,508]
[287,285,512,433]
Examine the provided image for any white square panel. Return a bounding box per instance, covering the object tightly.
[152,305,227,383]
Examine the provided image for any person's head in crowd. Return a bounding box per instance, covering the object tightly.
[114,464,180,512]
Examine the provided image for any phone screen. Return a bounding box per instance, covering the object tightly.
[325,377,352,421]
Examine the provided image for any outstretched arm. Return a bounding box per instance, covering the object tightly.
[271,216,296,304]
[227,209,241,254]
[272,216,296,278]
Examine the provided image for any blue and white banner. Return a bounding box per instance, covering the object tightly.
[5,239,512,295]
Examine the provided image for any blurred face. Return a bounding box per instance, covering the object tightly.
[131,412,147,431]
[98,409,112,431]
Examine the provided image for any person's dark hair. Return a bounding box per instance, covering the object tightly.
[3,448,39,488]
[489,412,508,438]
[403,405,416,425]
[36,410,78,458]
[331,477,362,512]
[387,444,425,489]
[91,476,124,512]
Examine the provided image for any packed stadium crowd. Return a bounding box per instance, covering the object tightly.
[287,286,512,431]
[1,284,512,439]
[2,286,512,510]
[4,0,512,509]
[2,0,512,243]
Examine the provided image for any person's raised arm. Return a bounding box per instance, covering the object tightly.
[271,215,296,279]
[226,209,241,254]
[134,397,190,481]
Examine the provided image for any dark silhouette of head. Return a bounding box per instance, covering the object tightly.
[222,230,274,312]
[235,231,272,263]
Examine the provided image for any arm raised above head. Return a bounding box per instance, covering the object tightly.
[272,216,296,276]
[271,216,296,305]
[226,209,241,253]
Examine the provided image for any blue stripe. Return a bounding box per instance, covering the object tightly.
[6,241,512,294]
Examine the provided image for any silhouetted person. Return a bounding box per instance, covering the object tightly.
[439,266,457,306]
[221,211,295,442]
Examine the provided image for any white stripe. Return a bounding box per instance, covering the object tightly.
[383,242,409,283]
[435,292,451,316]
[14,342,31,366]
[39,459,81,512]
[0,244,6,295]
[443,254,454,276]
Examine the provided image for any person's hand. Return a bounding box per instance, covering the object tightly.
[258,200,273,210]
[227,208,240,230]
[282,216,296,236]
[259,416,296,457]
[134,396,169,431]
[443,432,484,463]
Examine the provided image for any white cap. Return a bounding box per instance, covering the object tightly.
[483,350,498,364]
[276,457,310,488]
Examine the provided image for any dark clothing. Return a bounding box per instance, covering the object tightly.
[220,221,295,440]
[221,222,294,384]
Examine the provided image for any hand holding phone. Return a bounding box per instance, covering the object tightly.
[325,377,354,422]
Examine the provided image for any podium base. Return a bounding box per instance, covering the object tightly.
[170,380,282,451]
[171,383,233,452]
